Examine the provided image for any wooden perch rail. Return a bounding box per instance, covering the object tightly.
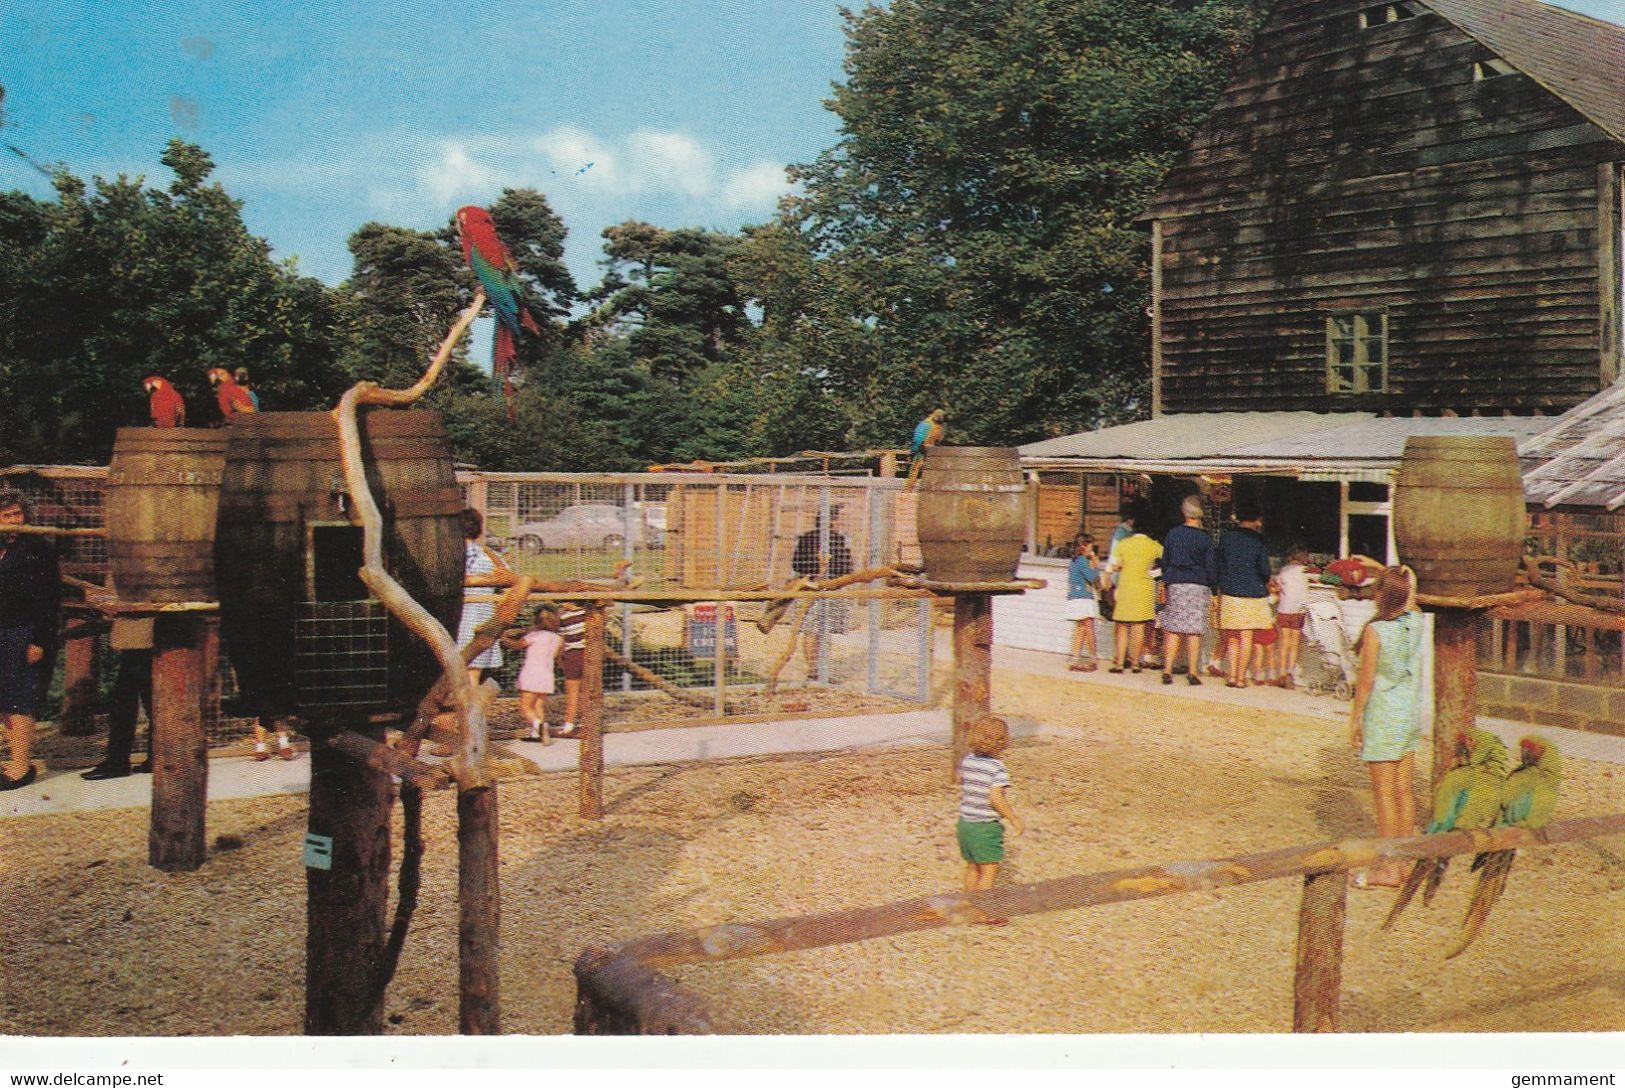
[576,811,1625,1035]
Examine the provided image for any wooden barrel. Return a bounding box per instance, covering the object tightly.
[1392,435,1527,599]
[915,446,1028,583]
[214,411,465,722]
[105,428,227,603]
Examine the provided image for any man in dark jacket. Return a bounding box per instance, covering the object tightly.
[791,508,854,680]
[0,489,61,789]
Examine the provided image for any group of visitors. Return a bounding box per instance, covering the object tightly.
[1063,497,1312,689]
[457,506,586,743]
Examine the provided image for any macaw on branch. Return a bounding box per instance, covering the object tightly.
[1445,734,1561,959]
[144,375,186,428]
[456,205,541,418]
[1382,728,1507,929]
[207,367,257,422]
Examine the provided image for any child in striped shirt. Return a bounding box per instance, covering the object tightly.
[957,715,1025,891]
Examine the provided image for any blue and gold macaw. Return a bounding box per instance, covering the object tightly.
[1445,734,1561,959]
[1383,728,1507,929]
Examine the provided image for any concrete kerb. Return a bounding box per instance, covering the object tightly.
[6,644,1623,820]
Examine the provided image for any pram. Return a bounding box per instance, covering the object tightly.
[1302,598,1374,699]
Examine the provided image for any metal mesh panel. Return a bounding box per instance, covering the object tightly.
[2,467,108,583]
[295,600,390,712]
[470,472,934,712]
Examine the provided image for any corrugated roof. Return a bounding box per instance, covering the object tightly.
[1022,412,1550,476]
[1521,382,1625,508]
[1225,415,1549,460]
[1018,412,1367,460]
[1421,0,1625,145]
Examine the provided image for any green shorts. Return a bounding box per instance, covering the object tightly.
[957,819,1005,864]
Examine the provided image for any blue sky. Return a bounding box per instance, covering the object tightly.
[2,0,1622,298]
[0,1,849,292]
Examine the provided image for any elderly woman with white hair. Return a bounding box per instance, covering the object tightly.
[1158,494,1217,686]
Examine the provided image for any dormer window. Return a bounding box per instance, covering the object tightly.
[1359,2,1421,29]
[1473,57,1518,80]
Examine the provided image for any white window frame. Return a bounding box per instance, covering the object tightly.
[1326,312,1389,394]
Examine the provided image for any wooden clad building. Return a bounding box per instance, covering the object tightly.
[1144,0,1625,418]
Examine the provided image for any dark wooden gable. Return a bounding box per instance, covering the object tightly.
[1147,0,1625,418]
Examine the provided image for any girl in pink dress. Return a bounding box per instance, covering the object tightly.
[503,609,564,743]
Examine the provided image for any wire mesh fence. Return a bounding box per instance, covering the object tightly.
[5,464,935,761]
[466,472,934,716]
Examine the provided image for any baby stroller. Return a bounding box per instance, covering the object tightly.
[1303,599,1362,699]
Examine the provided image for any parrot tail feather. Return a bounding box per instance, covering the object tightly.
[1381,859,1433,930]
[1420,856,1450,907]
[1444,850,1516,959]
[493,324,517,384]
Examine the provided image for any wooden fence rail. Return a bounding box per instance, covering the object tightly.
[574,811,1625,1035]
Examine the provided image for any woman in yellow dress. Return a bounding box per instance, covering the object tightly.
[1106,504,1163,674]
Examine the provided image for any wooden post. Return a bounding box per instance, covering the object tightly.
[580,605,606,819]
[305,725,393,1035]
[1292,869,1347,1032]
[459,782,501,1034]
[149,613,209,872]
[60,631,98,736]
[952,593,992,780]
[1432,608,1478,789]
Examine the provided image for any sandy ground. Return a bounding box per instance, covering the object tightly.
[2,668,1623,1035]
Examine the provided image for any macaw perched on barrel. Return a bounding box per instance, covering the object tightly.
[1382,728,1506,929]
[1445,734,1561,959]
[906,408,947,484]
[456,205,541,419]
[143,375,187,428]
[207,367,257,422]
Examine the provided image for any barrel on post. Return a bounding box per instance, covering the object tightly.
[915,446,1027,583]
[214,410,465,723]
[105,428,227,603]
[1392,435,1527,599]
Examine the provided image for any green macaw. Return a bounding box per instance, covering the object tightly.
[1382,728,1507,930]
[1445,734,1562,959]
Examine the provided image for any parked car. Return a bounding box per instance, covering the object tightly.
[508,503,663,552]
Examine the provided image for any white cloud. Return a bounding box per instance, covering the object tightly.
[722,161,792,209]
[625,130,714,198]
[418,141,497,204]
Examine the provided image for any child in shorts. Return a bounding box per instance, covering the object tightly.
[502,608,564,743]
[956,715,1025,891]
[1273,546,1311,689]
[1065,533,1101,671]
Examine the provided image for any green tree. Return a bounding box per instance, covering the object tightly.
[768,0,1266,447]
[0,139,355,463]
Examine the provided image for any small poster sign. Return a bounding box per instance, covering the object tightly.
[687,603,738,659]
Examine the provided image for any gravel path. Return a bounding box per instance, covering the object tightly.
[3,669,1622,1035]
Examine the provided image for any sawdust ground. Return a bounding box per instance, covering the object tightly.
[3,671,1622,1035]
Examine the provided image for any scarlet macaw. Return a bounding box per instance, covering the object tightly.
[1445,734,1561,958]
[1382,728,1506,929]
[455,205,541,418]
[207,367,257,422]
[143,375,187,428]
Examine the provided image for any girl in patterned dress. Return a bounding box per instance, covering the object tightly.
[455,507,516,691]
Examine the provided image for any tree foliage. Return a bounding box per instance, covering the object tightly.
[767,0,1266,448]
[0,140,354,462]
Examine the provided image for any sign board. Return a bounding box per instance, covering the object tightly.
[303,833,334,871]
[686,603,738,659]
